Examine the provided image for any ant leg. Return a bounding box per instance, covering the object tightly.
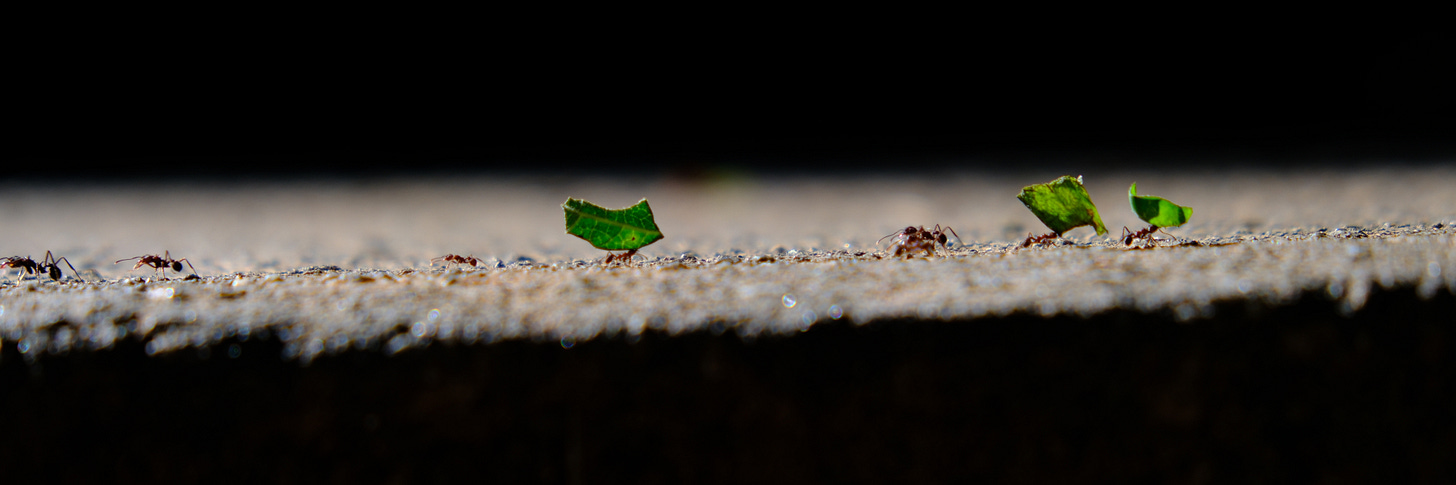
[179,258,198,276]
[940,225,963,251]
[54,256,83,283]
[1155,226,1178,243]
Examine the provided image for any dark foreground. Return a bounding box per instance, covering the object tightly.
[4,287,1453,484]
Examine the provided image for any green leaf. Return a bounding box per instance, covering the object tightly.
[1128,182,1192,227]
[563,198,665,251]
[1016,175,1108,236]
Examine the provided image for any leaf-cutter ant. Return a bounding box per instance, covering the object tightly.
[1,250,84,283]
[603,249,638,265]
[115,250,197,280]
[431,254,484,268]
[880,224,962,257]
[1020,232,1061,248]
[1121,225,1174,246]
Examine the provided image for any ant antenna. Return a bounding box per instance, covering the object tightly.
[879,226,913,245]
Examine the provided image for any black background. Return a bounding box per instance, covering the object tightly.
[5,19,1455,484]
[9,23,1454,179]
[5,286,1453,483]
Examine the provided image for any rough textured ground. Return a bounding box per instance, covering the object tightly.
[4,165,1455,483]
[2,166,1454,360]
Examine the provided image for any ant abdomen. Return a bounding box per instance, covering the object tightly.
[172,261,184,271]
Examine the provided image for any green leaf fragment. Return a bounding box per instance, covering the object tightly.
[1128,182,1192,227]
[1016,175,1108,236]
[563,198,665,251]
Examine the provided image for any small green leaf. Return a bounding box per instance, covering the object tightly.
[1016,175,1108,236]
[1128,182,1192,228]
[563,198,665,251]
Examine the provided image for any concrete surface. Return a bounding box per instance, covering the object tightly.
[1,166,1454,360]
[4,165,1455,483]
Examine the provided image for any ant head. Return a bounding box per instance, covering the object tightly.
[172,261,184,272]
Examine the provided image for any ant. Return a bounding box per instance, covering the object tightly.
[431,254,485,269]
[115,250,197,280]
[602,249,639,265]
[1,250,84,283]
[1122,225,1176,246]
[1020,232,1061,248]
[880,224,962,257]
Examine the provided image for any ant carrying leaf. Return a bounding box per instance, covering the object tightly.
[1016,175,1107,247]
[563,198,665,265]
[1123,182,1193,246]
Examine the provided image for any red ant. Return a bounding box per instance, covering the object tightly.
[1020,232,1061,248]
[1,250,84,283]
[880,224,962,257]
[602,249,639,265]
[115,250,197,280]
[431,254,484,268]
[1121,225,1176,246]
